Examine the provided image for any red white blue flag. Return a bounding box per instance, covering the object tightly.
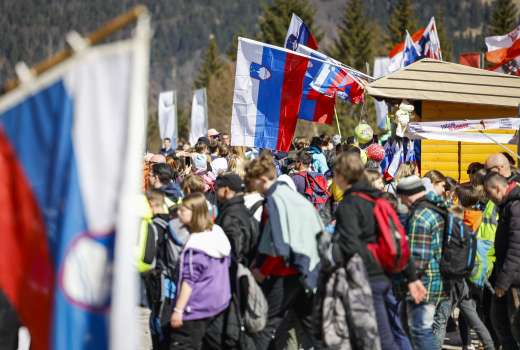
[0,25,148,350]
[284,13,318,51]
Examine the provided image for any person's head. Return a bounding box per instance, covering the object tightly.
[182,143,191,152]
[295,149,312,171]
[295,137,309,151]
[146,189,166,214]
[396,175,427,208]
[310,136,323,149]
[163,137,171,149]
[245,155,277,194]
[395,162,417,181]
[228,155,245,177]
[467,162,484,179]
[216,172,244,202]
[182,174,205,195]
[208,128,220,142]
[424,170,447,197]
[149,154,166,165]
[380,192,398,211]
[470,168,488,188]
[222,133,230,146]
[217,143,230,158]
[178,192,213,232]
[485,153,512,178]
[455,185,481,209]
[364,169,384,191]
[333,152,365,192]
[209,140,219,155]
[484,172,510,205]
[149,163,173,188]
[195,141,208,155]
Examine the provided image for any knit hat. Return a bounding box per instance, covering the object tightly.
[216,173,244,192]
[366,143,385,162]
[396,175,426,196]
[332,134,342,146]
[192,153,208,171]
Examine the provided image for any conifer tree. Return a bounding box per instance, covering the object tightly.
[435,8,452,62]
[194,35,222,89]
[330,0,373,71]
[488,0,518,36]
[227,29,245,61]
[387,0,417,49]
[257,0,318,47]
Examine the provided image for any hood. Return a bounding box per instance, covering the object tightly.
[345,180,381,197]
[160,181,183,200]
[423,190,448,209]
[308,145,322,154]
[183,224,231,258]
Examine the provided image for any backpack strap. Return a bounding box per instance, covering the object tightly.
[152,217,169,230]
[249,199,264,217]
[351,191,376,204]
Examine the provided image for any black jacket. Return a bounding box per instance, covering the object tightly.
[331,181,386,279]
[331,181,417,282]
[216,195,256,266]
[495,184,520,290]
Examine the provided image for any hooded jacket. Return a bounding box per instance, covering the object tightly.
[178,224,231,320]
[159,181,182,203]
[308,146,330,174]
[494,183,520,290]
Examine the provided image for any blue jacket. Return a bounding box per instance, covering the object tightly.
[308,146,329,174]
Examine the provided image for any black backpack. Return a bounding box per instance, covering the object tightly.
[244,200,263,265]
[416,201,477,280]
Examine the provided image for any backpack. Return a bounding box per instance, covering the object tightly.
[236,263,268,333]
[299,172,330,208]
[417,202,478,280]
[353,192,410,273]
[242,200,263,266]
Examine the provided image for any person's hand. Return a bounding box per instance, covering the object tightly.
[496,287,506,298]
[408,280,427,304]
[170,310,183,328]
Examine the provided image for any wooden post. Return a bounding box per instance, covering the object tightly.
[2,5,148,94]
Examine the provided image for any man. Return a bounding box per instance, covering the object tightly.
[208,128,220,142]
[486,153,520,182]
[332,154,425,350]
[246,154,324,350]
[159,137,174,157]
[484,172,520,349]
[396,175,451,350]
[221,133,230,146]
[148,163,182,207]
[215,172,256,265]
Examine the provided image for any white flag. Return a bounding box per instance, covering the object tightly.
[485,24,520,51]
[158,90,177,147]
[373,57,391,129]
[189,88,208,146]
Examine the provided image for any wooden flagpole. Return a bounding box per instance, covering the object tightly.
[2,5,148,94]
[334,107,342,138]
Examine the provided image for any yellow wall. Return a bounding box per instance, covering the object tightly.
[419,101,518,183]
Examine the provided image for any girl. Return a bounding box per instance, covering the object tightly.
[170,193,231,349]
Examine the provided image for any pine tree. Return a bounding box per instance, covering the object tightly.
[435,8,452,62]
[194,35,222,89]
[330,0,373,71]
[488,0,518,36]
[387,0,417,49]
[227,29,245,61]
[257,0,318,47]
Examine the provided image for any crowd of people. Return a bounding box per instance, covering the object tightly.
[138,128,520,350]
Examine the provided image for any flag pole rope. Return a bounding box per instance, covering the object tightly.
[1,5,148,94]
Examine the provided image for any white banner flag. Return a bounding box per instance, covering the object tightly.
[373,57,391,129]
[406,130,517,144]
[158,90,177,147]
[189,88,208,146]
[408,118,520,134]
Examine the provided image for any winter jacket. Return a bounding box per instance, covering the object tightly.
[159,181,183,204]
[331,181,387,280]
[308,146,329,174]
[216,195,257,266]
[319,254,381,350]
[494,183,520,290]
[178,225,231,320]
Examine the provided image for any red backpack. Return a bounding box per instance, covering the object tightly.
[353,192,410,273]
[298,172,330,208]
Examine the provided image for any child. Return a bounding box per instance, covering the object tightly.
[170,193,231,349]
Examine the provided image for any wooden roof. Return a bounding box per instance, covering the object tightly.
[366,59,520,108]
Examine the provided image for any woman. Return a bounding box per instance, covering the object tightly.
[170,193,232,349]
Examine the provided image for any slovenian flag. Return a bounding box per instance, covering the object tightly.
[231,37,313,151]
[403,31,421,66]
[0,32,148,349]
[310,61,364,104]
[295,44,336,124]
[284,13,318,51]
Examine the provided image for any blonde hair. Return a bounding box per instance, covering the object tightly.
[245,155,276,182]
[334,152,364,185]
[182,193,213,232]
[395,162,417,181]
[182,174,205,195]
[228,155,245,177]
[364,169,382,186]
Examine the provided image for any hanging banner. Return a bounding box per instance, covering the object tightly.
[158,90,177,148]
[189,88,208,146]
[373,57,391,129]
[406,130,517,144]
[408,118,520,134]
